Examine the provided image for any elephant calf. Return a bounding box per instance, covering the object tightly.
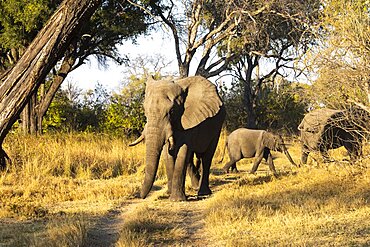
[220,128,297,174]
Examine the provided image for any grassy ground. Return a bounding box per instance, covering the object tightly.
[0,132,369,246]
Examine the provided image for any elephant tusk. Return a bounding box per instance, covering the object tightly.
[129,134,144,146]
[168,136,175,151]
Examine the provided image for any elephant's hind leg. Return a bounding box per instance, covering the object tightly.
[222,159,238,173]
[187,153,200,189]
[222,149,241,173]
[230,163,238,172]
[198,139,220,197]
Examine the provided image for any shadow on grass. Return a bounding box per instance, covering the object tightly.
[211,167,297,188]
[0,218,48,247]
[0,214,89,247]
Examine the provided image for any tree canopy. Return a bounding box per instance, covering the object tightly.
[306,0,370,111]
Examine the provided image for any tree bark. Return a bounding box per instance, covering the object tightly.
[36,46,77,134]
[242,56,258,129]
[0,0,101,169]
[20,92,38,134]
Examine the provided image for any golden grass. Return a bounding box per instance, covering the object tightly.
[0,133,149,219]
[204,166,370,246]
[115,201,190,247]
[0,132,369,246]
[0,215,89,247]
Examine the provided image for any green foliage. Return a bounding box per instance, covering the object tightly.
[0,0,60,71]
[306,0,370,108]
[0,0,57,49]
[255,82,307,134]
[43,83,109,132]
[43,90,72,131]
[219,80,248,131]
[82,0,150,66]
[103,76,146,136]
[42,75,148,136]
[222,80,307,133]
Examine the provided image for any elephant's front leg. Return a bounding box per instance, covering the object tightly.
[251,152,264,174]
[301,145,310,165]
[266,151,277,175]
[170,144,190,201]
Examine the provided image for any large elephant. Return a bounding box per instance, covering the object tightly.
[130,76,225,201]
[220,128,297,174]
[298,108,364,164]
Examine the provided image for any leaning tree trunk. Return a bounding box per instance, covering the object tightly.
[20,42,77,135]
[36,45,77,134]
[0,0,102,169]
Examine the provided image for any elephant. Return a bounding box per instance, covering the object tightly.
[129,76,225,201]
[298,108,364,164]
[219,128,297,174]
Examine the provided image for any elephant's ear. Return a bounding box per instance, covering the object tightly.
[176,76,223,130]
[262,131,277,150]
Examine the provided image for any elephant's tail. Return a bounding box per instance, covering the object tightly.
[218,139,227,164]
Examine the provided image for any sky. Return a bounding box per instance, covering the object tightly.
[64,30,302,93]
[65,32,177,92]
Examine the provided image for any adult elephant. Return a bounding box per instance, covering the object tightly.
[298,108,363,164]
[219,128,297,174]
[130,76,225,201]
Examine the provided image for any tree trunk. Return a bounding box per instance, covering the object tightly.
[243,56,257,129]
[20,91,38,134]
[0,0,101,169]
[36,46,77,134]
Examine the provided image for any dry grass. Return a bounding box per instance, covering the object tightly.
[0,215,89,247]
[0,133,148,219]
[0,132,149,246]
[116,200,191,247]
[115,133,370,246]
[0,132,369,246]
[204,165,370,246]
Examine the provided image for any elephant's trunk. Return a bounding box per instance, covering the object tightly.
[282,146,298,167]
[140,129,165,199]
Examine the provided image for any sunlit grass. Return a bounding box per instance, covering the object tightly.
[0,133,149,219]
[1,131,369,246]
[115,201,189,247]
[204,166,370,246]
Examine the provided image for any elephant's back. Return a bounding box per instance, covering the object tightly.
[299,109,341,131]
[227,128,263,156]
[229,128,264,138]
[299,108,343,150]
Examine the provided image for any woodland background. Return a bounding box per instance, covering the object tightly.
[2,0,368,138]
[0,1,369,246]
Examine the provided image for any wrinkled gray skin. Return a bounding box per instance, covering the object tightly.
[130,76,225,201]
[220,128,297,174]
[298,108,363,164]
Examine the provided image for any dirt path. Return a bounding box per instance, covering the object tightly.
[0,172,237,247]
[82,174,234,247]
[82,195,209,246]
